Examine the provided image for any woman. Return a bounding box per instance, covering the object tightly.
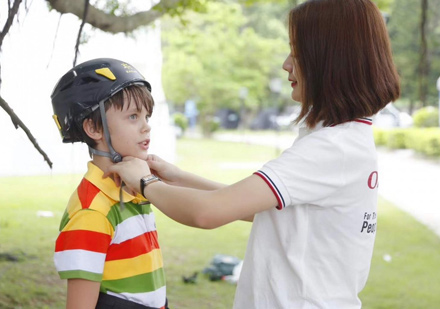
[106,0,400,307]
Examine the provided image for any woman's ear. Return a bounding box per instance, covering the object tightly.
[83,118,102,141]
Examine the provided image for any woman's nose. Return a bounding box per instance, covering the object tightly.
[283,55,293,72]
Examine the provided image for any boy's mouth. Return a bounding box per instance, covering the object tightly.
[139,139,150,150]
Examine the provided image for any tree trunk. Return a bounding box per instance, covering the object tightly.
[418,0,429,107]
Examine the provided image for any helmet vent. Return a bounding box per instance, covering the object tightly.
[79,76,100,85]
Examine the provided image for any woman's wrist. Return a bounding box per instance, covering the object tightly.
[140,175,161,198]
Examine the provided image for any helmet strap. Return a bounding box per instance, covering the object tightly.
[88,101,122,163]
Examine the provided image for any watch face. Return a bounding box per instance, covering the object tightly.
[141,175,160,197]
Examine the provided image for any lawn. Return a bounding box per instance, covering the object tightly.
[0,137,439,308]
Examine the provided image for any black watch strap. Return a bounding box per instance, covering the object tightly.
[140,175,161,198]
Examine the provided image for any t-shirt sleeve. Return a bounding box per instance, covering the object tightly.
[54,209,113,281]
[255,131,346,209]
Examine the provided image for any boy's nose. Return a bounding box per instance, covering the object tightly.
[143,120,151,132]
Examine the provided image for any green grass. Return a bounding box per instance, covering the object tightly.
[360,198,440,308]
[0,138,439,308]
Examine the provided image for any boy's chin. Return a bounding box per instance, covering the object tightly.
[119,151,149,161]
[134,153,149,161]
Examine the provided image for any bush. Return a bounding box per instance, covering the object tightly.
[413,107,439,128]
[386,129,408,149]
[411,128,440,157]
[373,128,387,146]
[374,127,440,157]
[200,115,220,137]
[173,113,189,133]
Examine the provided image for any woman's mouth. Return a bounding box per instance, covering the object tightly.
[291,81,298,88]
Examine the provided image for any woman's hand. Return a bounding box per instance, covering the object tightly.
[147,154,182,185]
[104,156,151,194]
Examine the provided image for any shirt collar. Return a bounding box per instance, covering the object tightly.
[297,117,372,139]
[84,161,148,204]
[297,120,325,140]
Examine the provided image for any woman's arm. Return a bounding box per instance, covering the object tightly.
[106,157,276,228]
[147,154,225,190]
[66,279,100,309]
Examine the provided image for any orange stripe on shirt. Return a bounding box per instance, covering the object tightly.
[55,229,111,253]
[106,231,160,261]
[77,178,101,209]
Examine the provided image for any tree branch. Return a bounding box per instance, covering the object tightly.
[47,0,182,34]
[0,95,53,169]
[73,0,90,66]
[0,0,23,48]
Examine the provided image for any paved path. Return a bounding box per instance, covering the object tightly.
[214,132,440,237]
[377,149,440,237]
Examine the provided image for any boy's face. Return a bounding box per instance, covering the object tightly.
[104,97,152,161]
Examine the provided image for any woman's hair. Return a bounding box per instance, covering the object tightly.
[82,85,154,147]
[289,0,400,128]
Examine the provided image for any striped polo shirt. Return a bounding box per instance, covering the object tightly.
[54,162,166,309]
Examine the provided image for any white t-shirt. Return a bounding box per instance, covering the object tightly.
[234,119,378,309]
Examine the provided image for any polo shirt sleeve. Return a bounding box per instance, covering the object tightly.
[54,209,113,281]
[255,130,345,209]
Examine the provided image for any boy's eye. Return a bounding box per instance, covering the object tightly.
[129,114,138,120]
[145,116,150,123]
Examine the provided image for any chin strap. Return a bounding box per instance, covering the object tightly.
[88,101,126,210]
[88,101,122,163]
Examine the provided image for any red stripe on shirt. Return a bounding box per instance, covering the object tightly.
[77,178,101,209]
[106,231,160,261]
[55,229,111,253]
[354,119,373,125]
[254,172,284,210]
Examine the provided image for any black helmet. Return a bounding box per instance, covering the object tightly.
[51,58,152,143]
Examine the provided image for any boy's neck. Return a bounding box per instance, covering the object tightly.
[92,155,113,175]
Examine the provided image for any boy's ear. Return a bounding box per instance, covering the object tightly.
[83,119,102,141]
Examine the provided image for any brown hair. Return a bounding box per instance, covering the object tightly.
[82,85,154,147]
[289,0,400,128]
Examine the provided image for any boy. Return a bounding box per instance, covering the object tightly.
[51,58,168,309]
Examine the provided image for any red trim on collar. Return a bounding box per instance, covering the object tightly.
[354,118,373,125]
[330,118,373,127]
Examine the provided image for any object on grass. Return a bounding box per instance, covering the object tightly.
[36,210,54,217]
[202,254,242,282]
[182,272,198,284]
[383,254,392,262]
[223,261,243,284]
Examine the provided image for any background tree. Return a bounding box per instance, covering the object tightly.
[161,0,400,122]
[388,0,440,113]
[161,1,290,126]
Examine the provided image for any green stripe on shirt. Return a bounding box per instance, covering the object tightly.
[59,270,103,282]
[106,202,153,228]
[101,268,166,294]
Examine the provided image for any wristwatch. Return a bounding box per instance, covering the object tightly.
[140,174,161,198]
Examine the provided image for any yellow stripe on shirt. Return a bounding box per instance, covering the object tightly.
[103,249,164,280]
[63,209,114,237]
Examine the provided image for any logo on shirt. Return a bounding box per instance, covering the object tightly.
[361,211,377,234]
[368,171,378,189]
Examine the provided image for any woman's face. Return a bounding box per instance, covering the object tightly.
[282,50,303,103]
